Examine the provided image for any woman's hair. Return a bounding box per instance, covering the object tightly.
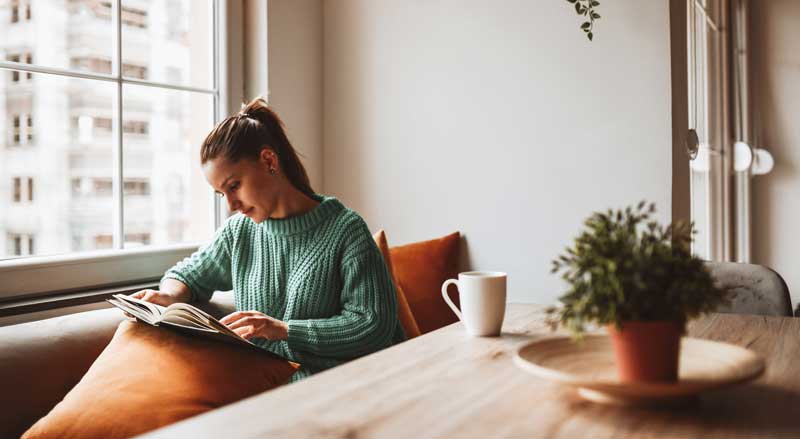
[200,96,315,197]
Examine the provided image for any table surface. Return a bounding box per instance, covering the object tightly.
[144,304,800,438]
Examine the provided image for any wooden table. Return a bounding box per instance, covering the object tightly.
[144,304,800,438]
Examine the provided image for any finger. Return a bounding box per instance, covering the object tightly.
[234,325,255,339]
[129,290,148,299]
[145,292,169,306]
[226,316,263,331]
[220,311,246,325]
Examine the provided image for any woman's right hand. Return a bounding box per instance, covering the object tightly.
[129,289,183,307]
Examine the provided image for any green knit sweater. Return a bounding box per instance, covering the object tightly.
[163,194,404,381]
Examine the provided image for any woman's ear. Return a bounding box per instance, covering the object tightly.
[259,148,277,172]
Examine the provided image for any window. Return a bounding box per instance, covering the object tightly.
[10,0,30,23]
[93,234,113,249]
[70,56,148,80]
[93,178,113,196]
[122,63,147,80]
[95,117,113,131]
[8,54,20,81]
[89,2,148,29]
[10,113,34,146]
[93,233,150,248]
[12,178,20,202]
[124,179,150,195]
[124,232,151,246]
[7,233,35,256]
[7,52,32,82]
[11,177,34,202]
[0,0,225,300]
[25,53,32,79]
[70,177,149,197]
[12,115,20,144]
[123,120,148,135]
[69,116,146,140]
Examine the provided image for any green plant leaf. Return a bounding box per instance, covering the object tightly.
[547,202,730,338]
[592,12,601,19]
[581,21,591,29]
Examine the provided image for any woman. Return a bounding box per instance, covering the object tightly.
[131,97,404,381]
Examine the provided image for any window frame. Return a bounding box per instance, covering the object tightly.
[0,0,240,302]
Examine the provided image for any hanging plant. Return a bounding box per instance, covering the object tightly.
[566,0,601,41]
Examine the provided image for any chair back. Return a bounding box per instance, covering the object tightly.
[704,261,793,317]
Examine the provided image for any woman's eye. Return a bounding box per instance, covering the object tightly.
[229,183,240,192]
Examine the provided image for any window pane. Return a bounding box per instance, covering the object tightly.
[122,84,214,249]
[0,1,114,76]
[0,71,116,260]
[121,0,213,89]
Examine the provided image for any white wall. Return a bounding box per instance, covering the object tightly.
[750,0,800,306]
[266,0,324,190]
[322,0,673,303]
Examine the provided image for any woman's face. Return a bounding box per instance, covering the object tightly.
[202,150,281,224]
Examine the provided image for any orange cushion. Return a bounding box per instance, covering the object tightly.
[23,321,299,439]
[373,230,422,339]
[390,232,461,334]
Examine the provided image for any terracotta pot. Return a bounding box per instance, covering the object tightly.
[607,320,684,383]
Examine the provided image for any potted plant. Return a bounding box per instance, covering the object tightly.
[546,202,729,383]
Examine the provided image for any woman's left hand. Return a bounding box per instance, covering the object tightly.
[220,310,289,341]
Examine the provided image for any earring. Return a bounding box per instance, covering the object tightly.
[269,168,276,175]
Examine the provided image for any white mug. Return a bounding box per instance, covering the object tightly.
[441,271,507,336]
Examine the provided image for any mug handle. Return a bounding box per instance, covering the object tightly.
[441,279,461,320]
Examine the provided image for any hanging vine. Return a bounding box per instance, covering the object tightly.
[566,0,601,41]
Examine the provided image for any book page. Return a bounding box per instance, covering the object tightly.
[107,296,157,325]
[113,294,166,317]
[160,314,219,333]
[164,303,243,339]
[161,310,217,330]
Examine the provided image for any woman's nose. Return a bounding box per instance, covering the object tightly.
[226,196,240,212]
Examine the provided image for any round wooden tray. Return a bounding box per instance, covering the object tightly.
[513,335,765,406]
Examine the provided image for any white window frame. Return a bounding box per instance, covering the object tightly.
[0,0,243,301]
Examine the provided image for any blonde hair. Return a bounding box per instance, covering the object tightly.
[200,97,314,197]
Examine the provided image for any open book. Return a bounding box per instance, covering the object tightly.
[106,294,270,353]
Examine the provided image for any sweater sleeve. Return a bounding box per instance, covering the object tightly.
[285,246,399,360]
[161,220,234,303]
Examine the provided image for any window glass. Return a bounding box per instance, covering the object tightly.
[1,1,217,264]
[122,84,214,249]
[2,1,114,75]
[0,72,116,259]
[122,0,213,88]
